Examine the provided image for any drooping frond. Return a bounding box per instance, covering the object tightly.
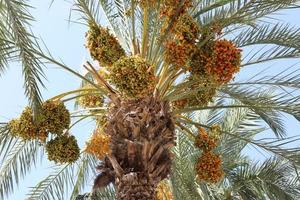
[222,128,300,169]
[168,68,300,140]
[196,0,299,27]
[27,153,97,200]
[70,154,98,200]
[219,105,265,161]
[234,24,300,49]
[0,30,18,73]
[242,45,300,66]
[0,124,42,199]
[220,86,300,138]
[27,164,76,200]
[227,158,300,200]
[73,0,102,25]
[231,66,300,89]
[30,46,106,95]
[171,131,204,200]
[1,0,45,114]
[173,100,300,200]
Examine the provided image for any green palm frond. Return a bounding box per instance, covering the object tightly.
[0,31,18,73]
[220,86,300,137]
[27,163,76,200]
[219,105,265,159]
[197,0,299,28]
[175,88,300,137]
[113,0,132,40]
[0,1,11,72]
[234,24,300,49]
[205,120,300,168]
[235,23,300,66]
[205,99,226,126]
[194,0,233,18]
[242,45,300,66]
[228,158,300,200]
[223,130,300,169]
[31,46,104,94]
[0,124,42,199]
[171,131,203,200]
[1,0,45,114]
[74,0,102,25]
[98,0,129,49]
[27,153,98,200]
[0,124,16,161]
[231,66,300,89]
[70,154,98,200]
[184,103,263,171]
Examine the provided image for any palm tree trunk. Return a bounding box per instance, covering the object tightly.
[116,172,155,199]
[95,96,176,200]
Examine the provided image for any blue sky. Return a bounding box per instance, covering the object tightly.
[0,1,300,199]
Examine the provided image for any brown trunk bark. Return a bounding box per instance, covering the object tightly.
[93,96,176,200]
[116,172,155,200]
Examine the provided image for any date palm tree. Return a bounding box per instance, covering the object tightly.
[1,0,300,200]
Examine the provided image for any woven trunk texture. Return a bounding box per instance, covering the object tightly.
[94,96,176,200]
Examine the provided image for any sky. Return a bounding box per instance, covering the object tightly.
[0,1,300,200]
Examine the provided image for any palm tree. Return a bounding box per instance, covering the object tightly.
[1,0,300,199]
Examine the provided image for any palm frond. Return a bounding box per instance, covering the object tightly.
[228,158,300,199]
[73,0,102,25]
[175,100,286,139]
[0,124,17,162]
[27,164,75,200]
[113,0,132,51]
[204,99,226,126]
[0,32,18,73]
[230,66,300,89]
[29,45,107,95]
[171,131,203,200]
[1,0,45,114]
[219,105,265,160]
[219,86,300,138]
[225,132,300,168]
[174,106,300,199]
[197,0,299,28]
[242,45,300,66]
[70,154,98,200]
[27,152,99,200]
[234,24,300,49]
[0,125,42,199]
